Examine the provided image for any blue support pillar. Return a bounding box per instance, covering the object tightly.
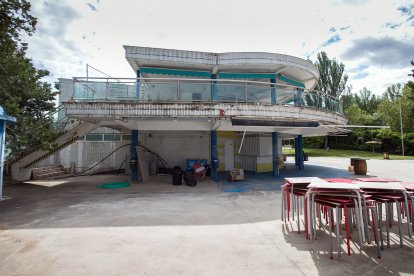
[211,73,217,101]
[271,78,277,105]
[272,132,279,177]
[298,135,304,170]
[136,69,141,99]
[130,130,140,181]
[294,137,299,166]
[210,130,218,181]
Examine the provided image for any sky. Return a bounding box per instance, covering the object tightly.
[26,0,414,95]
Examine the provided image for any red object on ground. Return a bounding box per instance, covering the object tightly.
[355,178,401,182]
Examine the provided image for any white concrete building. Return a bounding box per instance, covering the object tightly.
[11,46,347,181]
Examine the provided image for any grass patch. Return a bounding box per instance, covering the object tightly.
[282,147,414,160]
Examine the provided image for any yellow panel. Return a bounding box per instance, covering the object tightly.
[256,163,273,172]
[218,131,239,139]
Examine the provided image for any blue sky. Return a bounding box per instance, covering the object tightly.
[27,0,414,95]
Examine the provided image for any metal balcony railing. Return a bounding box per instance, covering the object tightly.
[71,77,343,114]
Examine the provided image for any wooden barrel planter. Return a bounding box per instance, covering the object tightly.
[350,157,368,175]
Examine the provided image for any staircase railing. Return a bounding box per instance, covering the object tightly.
[7,115,81,165]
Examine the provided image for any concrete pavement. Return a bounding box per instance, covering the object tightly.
[1,158,414,275]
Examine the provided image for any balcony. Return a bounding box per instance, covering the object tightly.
[72,77,342,114]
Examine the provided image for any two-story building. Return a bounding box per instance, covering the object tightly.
[12,46,347,182]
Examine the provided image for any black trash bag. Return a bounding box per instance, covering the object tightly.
[172,166,182,185]
[159,167,173,175]
[183,171,197,187]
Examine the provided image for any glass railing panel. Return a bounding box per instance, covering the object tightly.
[107,83,137,100]
[74,82,107,99]
[140,82,177,101]
[247,85,271,103]
[179,82,211,101]
[275,88,295,106]
[216,83,246,103]
[302,92,321,109]
[72,79,343,114]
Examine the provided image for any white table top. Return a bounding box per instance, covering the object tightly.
[308,181,361,190]
[354,181,406,190]
[285,177,325,184]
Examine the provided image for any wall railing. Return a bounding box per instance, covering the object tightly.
[71,77,342,114]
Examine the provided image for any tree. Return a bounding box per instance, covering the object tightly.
[0,0,58,156]
[383,83,402,101]
[377,83,414,133]
[354,88,381,115]
[313,52,349,148]
[314,51,349,98]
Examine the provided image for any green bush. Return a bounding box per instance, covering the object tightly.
[304,136,324,148]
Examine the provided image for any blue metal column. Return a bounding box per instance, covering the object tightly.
[272,132,279,176]
[0,121,5,198]
[271,78,277,104]
[298,135,304,170]
[294,137,298,166]
[131,69,141,181]
[211,73,217,101]
[130,130,140,181]
[210,130,218,181]
[136,69,141,99]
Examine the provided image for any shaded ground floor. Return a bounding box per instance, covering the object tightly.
[1,158,414,275]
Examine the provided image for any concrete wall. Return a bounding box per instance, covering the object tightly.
[58,78,74,120]
[217,132,241,171]
[39,128,283,175]
[142,131,210,170]
[219,133,283,172]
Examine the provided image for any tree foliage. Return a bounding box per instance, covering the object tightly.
[377,82,414,133]
[409,60,414,79]
[354,87,381,115]
[308,57,414,155]
[0,0,58,156]
[314,51,348,98]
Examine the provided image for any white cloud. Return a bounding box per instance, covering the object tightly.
[25,0,414,95]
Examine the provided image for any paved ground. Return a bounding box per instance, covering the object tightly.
[1,158,414,275]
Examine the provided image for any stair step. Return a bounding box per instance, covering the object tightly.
[32,165,66,180]
[33,166,63,173]
[32,170,66,180]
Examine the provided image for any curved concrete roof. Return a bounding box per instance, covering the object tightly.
[124,46,320,89]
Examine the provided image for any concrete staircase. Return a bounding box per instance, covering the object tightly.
[32,165,66,180]
[11,121,97,181]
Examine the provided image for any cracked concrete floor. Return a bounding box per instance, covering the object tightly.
[1,159,414,275]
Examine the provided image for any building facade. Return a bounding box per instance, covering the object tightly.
[12,46,347,181]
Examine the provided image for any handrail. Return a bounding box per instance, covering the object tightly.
[71,77,342,113]
[73,76,339,101]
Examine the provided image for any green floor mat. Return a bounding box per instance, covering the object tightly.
[96,182,131,189]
